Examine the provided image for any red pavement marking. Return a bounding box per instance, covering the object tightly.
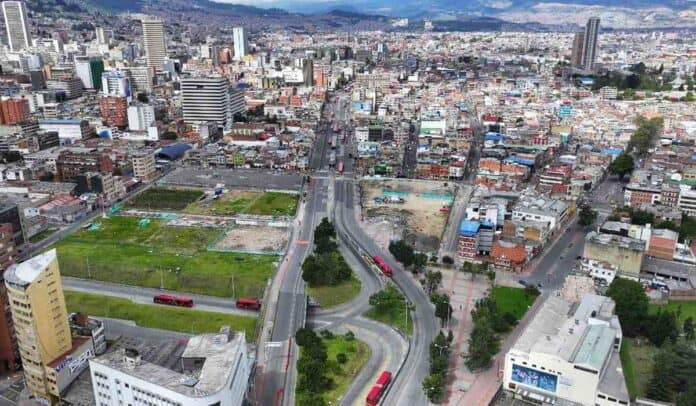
[295,240,309,245]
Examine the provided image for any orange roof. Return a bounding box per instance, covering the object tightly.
[491,241,526,263]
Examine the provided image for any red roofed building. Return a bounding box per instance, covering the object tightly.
[491,240,527,272]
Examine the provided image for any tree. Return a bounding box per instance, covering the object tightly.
[422,373,444,402]
[431,293,452,325]
[647,308,679,346]
[161,131,178,140]
[578,205,597,227]
[684,317,695,341]
[424,270,442,294]
[389,239,415,267]
[631,209,655,226]
[413,253,428,272]
[466,317,498,370]
[606,278,648,337]
[314,217,336,241]
[657,220,679,232]
[136,93,149,103]
[336,353,348,364]
[608,153,634,180]
[442,255,453,265]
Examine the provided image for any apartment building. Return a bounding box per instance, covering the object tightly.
[131,151,157,181]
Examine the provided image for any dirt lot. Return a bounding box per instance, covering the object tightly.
[213,224,289,253]
[360,179,454,252]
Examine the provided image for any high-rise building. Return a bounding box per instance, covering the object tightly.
[99,96,128,127]
[232,26,248,61]
[122,66,153,93]
[302,58,314,86]
[74,58,105,91]
[127,104,155,131]
[581,17,600,70]
[0,98,30,125]
[101,70,132,97]
[2,1,31,52]
[95,26,107,45]
[182,76,243,129]
[570,31,584,68]
[5,249,95,404]
[0,223,19,372]
[131,151,157,181]
[141,17,166,69]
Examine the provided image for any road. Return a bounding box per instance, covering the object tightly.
[62,277,255,316]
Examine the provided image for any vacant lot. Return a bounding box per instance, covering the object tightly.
[491,286,539,320]
[213,224,289,253]
[649,300,696,324]
[361,179,453,252]
[54,216,276,298]
[65,291,256,340]
[127,187,204,211]
[620,338,656,399]
[186,191,298,217]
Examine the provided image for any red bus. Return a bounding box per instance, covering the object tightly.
[236,298,262,311]
[337,161,344,175]
[153,294,193,308]
[366,371,392,406]
[372,256,393,277]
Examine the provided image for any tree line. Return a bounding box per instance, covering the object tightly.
[301,218,352,286]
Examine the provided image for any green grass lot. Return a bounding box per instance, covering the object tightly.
[29,228,56,243]
[307,276,361,308]
[620,338,656,399]
[54,216,276,298]
[126,187,204,211]
[323,334,371,404]
[491,286,539,320]
[364,303,413,335]
[649,300,696,324]
[185,191,298,216]
[64,291,256,340]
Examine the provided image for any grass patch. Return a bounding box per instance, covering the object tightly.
[126,187,204,211]
[53,216,276,298]
[307,276,361,308]
[64,291,257,340]
[364,285,413,335]
[649,300,696,324]
[29,228,56,243]
[619,337,656,399]
[491,286,538,320]
[186,191,298,216]
[323,333,371,404]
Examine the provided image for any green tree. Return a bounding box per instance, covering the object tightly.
[422,373,444,402]
[647,309,679,346]
[606,278,648,337]
[631,209,655,226]
[608,153,635,180]
[466,317,498,370]
[314,217,336,241]
[389,239,415,267]
[413,253,428,271]
[684,317,695,341]
[430,293,452,325]
[160,131,178,140]
[578,205,597,226]
[424,270,442,294]
[657,220,679,232]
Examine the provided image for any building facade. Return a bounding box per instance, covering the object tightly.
[2,1,31,52]
[581,17,601,70]
[131,151,157,181]
[232,27,248,61]
[0,98,30,125]
[141,18,166,69]
[99,96,128,128]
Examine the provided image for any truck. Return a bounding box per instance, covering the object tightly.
[372,256,392,277]
[328,151,337,167]
[366,371,392,406]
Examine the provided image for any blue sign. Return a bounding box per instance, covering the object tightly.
[511,364,557,393]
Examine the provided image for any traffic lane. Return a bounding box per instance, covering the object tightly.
[527,229,586,289]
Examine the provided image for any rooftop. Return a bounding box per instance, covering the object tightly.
[5,248,55,287]
[585,231,646,252]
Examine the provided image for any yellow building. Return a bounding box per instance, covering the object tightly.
[5,249,93,404]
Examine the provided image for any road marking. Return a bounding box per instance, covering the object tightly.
[295,240,309,245]
[266,342,283,348]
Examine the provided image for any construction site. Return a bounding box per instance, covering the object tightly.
[212,223,290,254]
[359,179,455,253]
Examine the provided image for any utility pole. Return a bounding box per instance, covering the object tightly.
[160,268,164,290]
[232,275,236,299]
[86,257,91,279]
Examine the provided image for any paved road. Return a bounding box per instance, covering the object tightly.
[439,185,473,262]
[62,277,256,316]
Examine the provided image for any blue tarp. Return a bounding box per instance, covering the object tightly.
[504,156,535,166]
[459,220,480,237]
[485,133,505,141]
[158,143,192,160]
[601,148,623,156]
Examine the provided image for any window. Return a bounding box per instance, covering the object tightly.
[598,394,606,399]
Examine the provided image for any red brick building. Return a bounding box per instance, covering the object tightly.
[99,96,128,127]
[491,240,527,272]
[56,150,114,181]
[0,98,30,125]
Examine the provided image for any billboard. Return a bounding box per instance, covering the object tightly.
[511,364,557,393]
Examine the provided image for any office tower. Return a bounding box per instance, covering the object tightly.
[101,70,132,97]
[5,249,95,404]
[2,1,31,52]
[127,104,155,131]
[581,17,600,70]
[122,66,153,93]
[74,58,104,90]
[571,31,584,67]
[95,26,107,44]
[181,76,242,129]
[302,58,314,86]
[232,26,248,61]
[141,17,166,69]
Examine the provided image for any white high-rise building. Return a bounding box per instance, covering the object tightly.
[2,1,31,52]
[90,330,253,406]
[581,17,600,70]
[101,70,132,97]
[232,27,248,61]
[95,26,107,45]
[141,17,166,69]
[181,76,244,129]
[127,104,155,131]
